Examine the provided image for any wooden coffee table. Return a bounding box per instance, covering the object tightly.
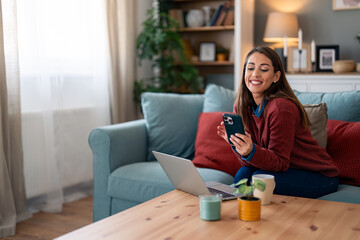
[56,190,360,239]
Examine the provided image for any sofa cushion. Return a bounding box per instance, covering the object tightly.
[193,112,242,176]
[294,90,360,122]
[203,84,235,112]
[327,120,360,186]
[303,103,328,148]
[317,184,360,204]
[141,92,204,161]
[108,162,234,203]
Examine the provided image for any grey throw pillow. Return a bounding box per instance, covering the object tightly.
[303,103,328,148]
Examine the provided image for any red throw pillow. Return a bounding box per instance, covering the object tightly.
[327,119,360,186]
[193,112,242,176]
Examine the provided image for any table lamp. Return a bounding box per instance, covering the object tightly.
[263,12,299,71]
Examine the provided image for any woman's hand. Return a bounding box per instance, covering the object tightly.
[217,121,229,143]
[230,131,253,156]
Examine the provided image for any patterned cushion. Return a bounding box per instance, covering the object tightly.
[326,120,360,186]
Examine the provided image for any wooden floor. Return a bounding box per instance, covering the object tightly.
[3,196,93,240]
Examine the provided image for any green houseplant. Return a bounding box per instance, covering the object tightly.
[233,178,266,199]
[234,178,266,221]
[134,3,201,103]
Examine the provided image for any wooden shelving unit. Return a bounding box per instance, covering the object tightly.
[171,0,236,87]
[170,0,254,90]
[193,61,234,66]
[180,25,235,32]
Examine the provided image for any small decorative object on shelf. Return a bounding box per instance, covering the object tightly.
[332,60,355,73]
[283,36,288,72]
[298,28,303,73]
[202,6,212,26]
[287,43,311,73]
[216,46,228,62]
[199,42,216,62]
[186,9,205,28]
[316,45,339,72]
[311,40,316,72]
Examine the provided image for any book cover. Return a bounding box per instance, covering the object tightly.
[209,4,224,26]
[223,2,235,26]
[169,9,184,28]
[215,2,230,26]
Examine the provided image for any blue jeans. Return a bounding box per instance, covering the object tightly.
[234,166,339,198]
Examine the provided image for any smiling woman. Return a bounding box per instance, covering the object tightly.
[217,46,339,200]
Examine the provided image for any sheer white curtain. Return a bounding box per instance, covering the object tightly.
[17,0,110,212]
[0,0,31,237]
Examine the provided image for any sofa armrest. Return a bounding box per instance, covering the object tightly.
[88,119,147,221]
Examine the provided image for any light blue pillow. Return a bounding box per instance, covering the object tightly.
[141,92,204,161]
[203,84,236,112]
[294,90,360,122]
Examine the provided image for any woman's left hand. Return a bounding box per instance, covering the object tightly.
[230,131,253,156]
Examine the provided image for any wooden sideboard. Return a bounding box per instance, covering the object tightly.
[287,73,360,93]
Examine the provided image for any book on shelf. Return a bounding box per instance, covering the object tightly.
[223,1,235,26]
[169,9,184,28]
[209,4,224,26]
[214,1,230,26]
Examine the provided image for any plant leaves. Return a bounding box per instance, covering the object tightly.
[253,179,266,192]
[234,178,248,187]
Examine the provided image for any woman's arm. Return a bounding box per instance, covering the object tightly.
[242,100,300,172]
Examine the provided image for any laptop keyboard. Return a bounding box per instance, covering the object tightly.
[207,187,235,198]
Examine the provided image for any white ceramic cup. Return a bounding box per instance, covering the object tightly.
[252,174,276,205]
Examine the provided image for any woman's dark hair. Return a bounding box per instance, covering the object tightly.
[235,46,311,129]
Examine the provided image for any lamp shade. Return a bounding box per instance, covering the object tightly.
[263,12,299,42]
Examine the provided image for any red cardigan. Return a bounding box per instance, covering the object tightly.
[234,98,339,177]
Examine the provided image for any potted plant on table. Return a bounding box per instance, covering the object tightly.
[233,178,266,221]
[134,1,201,104]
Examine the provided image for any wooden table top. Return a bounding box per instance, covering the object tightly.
[56,190,360,240]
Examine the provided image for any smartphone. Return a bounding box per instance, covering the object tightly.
[222,113,245,146]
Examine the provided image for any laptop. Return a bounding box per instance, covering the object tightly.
[153,151,241,200]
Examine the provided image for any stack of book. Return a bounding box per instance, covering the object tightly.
[169,1,235,28]
[209,1,234,27]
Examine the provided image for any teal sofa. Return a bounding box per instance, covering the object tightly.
[89,84,360,222]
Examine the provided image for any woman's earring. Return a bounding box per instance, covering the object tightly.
[273,81,277,84]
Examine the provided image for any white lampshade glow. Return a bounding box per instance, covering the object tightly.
[263,12,299,42]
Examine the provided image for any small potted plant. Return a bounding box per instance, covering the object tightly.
[216,46,228,62]
[233,178,266,221]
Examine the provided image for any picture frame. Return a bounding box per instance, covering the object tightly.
[333,0,360,10]
[287,43,311,73]
[199,42,216,62]
[316,45,339,72]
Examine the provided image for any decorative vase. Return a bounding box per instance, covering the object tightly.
[202,6,211,26]
[186,9,205,28]
[356,62,360,72]
[332,60,355,73]
[238,196,261,221]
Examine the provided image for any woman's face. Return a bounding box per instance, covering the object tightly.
[244,52,280,102]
